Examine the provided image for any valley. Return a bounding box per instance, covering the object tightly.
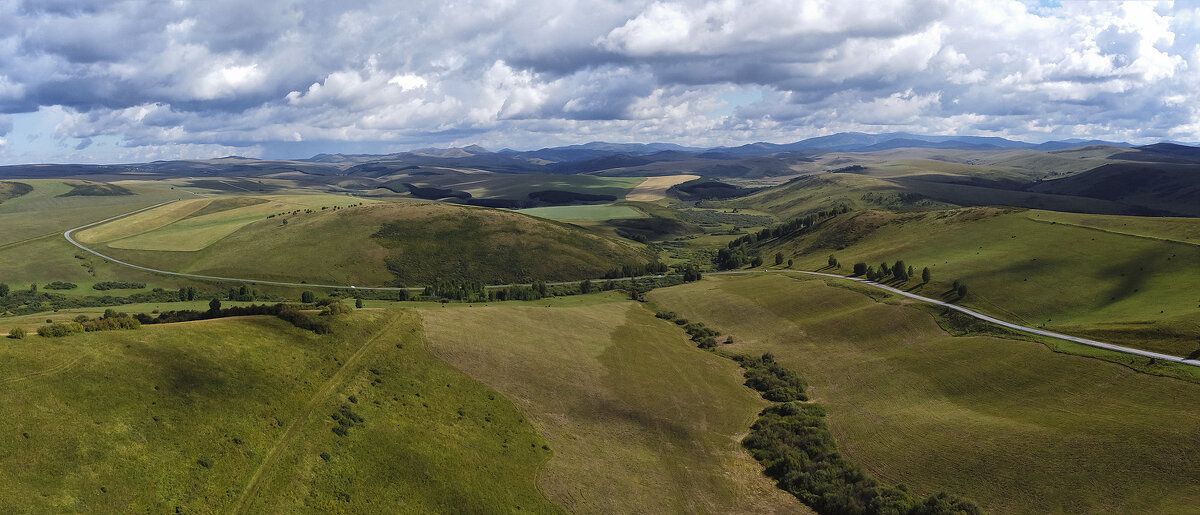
[1,137,1199,514]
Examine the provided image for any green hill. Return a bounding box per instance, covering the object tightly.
[0,311,559,513]
[84,197,653,286]
[421,297,806,513]
[649,274,1200,514]
[742,207,1200,356]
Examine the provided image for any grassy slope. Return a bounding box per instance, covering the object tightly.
[91,201,651,286]
[648,274,1200,514]
[412,173,643,199]
[420,300,807,514]
[0,310,559,513]
[767,207,1200,356]
[85,194,367,251]
[730,173,955,220]
[0,179,181,246]
[515,204,645,221]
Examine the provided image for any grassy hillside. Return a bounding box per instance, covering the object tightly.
[648,274,1200,514]
[421,298,807,514]
[0,179,181,246]
[0,180,32,204]
[86,198,651,286]
[730,174,955,219]
[0,310,559,513]
[759,207,1200,356]
[1029,162,1200,216]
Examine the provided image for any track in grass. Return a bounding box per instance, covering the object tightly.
[232,312,402,514]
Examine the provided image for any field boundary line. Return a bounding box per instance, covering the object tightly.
[710,269,1200,368]
[231,313,403,514]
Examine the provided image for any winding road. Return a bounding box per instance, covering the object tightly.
[63,201,1200,368]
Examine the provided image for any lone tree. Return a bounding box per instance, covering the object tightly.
[208,297,222,313]
[828,255,839,268]
[775,252,784,266]
[922,267,931,284]
[956,284,968,299]
[301,291,316,303]
[355,298,364,308]
[853,263,867,276]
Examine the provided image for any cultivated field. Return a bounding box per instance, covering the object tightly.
[421,299,808,514]
[648,274,1200,514]
[625,174,700,201]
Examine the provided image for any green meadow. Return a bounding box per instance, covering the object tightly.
[0,310,557,513]
[648,274,1200,514]
[765,207,1200,356]
[420,300,807,514]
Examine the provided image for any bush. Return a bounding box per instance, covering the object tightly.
[43,281,78,290]
[92,281,145,290]
[8,327,26,339]
[37,322,84,337]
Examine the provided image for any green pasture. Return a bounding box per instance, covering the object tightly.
[769,207,1200,356]
[648,274,1200,514]
[412,173,643,199]
[420,300,807,514]
[515,203,646,221]
[0,310,558,513]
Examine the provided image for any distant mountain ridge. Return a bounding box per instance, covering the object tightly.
[0,133,1192,181]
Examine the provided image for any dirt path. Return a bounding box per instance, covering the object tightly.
[0,354,88,385]
[231,313,402,514]
[625,174,699,201]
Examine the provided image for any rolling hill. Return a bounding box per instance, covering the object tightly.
[648,274,1200,514]
[79,196,653,287]
[735,206,1200,356]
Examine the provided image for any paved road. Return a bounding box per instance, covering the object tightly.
[64,201,1200,368]
[712,269,1200,368]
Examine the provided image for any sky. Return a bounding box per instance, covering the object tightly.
[0,0,1198,164]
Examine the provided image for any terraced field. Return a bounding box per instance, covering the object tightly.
[648,274,1200,514]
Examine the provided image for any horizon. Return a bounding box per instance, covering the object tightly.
[4,130,1197,166]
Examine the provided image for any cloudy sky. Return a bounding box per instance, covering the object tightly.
[0,0,1197,163]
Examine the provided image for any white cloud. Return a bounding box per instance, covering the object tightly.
[2,0,1200,163]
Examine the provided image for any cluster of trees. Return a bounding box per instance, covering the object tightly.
[0,286,187,317]
[655,311,723,348]
[37,309,141,337]
[744,402,982,514]
[951,280,968,299]
[602,262,670,279]
[734,353,808,402]
[728,351,982,514]
[717,208,848,270]
[92,281,145,290]
[135,301,341,334]
[852,260,931,285]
